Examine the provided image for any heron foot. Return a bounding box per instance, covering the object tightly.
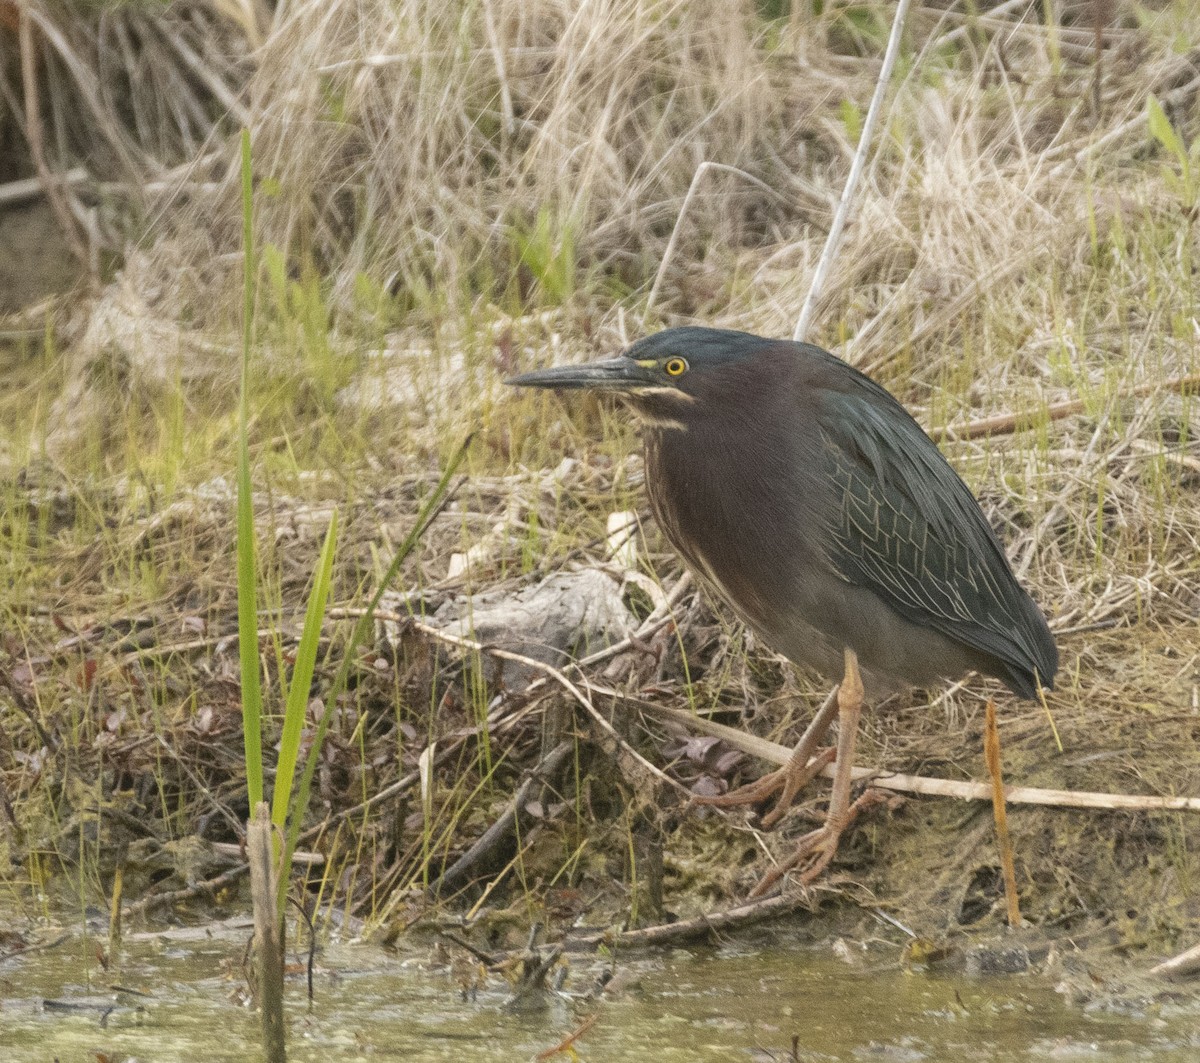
[748,789,886,899]
[690,747,836,828]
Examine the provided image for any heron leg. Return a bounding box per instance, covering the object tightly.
[749,647,872,899]
[690,686,840,825]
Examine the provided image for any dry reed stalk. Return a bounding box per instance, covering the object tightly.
[793,0,914,342]
[0,167,88,207]
[569,889,818,950]
[984,699,1022,928]
[247,804,286,1063]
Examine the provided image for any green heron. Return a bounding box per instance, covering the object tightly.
[509,327,1056,892]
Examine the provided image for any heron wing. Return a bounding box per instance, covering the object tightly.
[814,364,1057,695]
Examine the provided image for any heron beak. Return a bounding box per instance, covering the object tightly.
[506,357,651,392]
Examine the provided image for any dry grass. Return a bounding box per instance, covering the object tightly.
[2,0,1200,949]
[0,0,257,259]
[144,0,810,322]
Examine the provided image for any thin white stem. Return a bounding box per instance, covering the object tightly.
[793,0,915,343]
[645,162,784,318]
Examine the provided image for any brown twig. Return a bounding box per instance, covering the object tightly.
[930,372,1200,443]
[122,864,249,920]
[535,1012,600,1061]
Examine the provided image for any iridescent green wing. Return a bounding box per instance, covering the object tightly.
[817,371,1056,694]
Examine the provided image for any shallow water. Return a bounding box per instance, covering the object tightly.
[2,922,1198,1062]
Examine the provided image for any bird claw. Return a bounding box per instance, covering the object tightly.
[748,825,841,899]
[748,789,886,898]
[689,747,836,828]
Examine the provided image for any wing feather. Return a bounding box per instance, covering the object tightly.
[817,375,1057,695]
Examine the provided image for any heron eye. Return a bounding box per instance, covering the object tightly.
[664,357,688,377]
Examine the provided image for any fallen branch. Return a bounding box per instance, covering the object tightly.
[0,167,88,207]
[123,864,249,920]
[570,889,816,950]
[616,693,1200,814]
[432,739,574,897]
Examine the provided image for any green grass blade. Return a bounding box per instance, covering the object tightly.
[272,508,338,832]
[281,435,473,881]
[1147,95,1186,164]
[237,127,264,809]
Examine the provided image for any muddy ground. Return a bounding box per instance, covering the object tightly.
[2,445,1198,991]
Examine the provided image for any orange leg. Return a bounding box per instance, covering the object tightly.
[749,647,873,899]
[691,686,840,828]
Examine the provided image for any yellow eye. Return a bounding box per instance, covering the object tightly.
[664,357,688,377]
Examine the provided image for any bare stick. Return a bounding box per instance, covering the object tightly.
[1151,941,1200,981]
[248,804,286,1063]
[570,889,815,950]
[123,865,249,919]
[624,696,1200,813]
[433,740,574,897]
[0,168,88,207]
[984,700,1022,928]
[793,0,914,342]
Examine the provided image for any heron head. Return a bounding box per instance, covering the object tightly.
[507,327,774,429]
